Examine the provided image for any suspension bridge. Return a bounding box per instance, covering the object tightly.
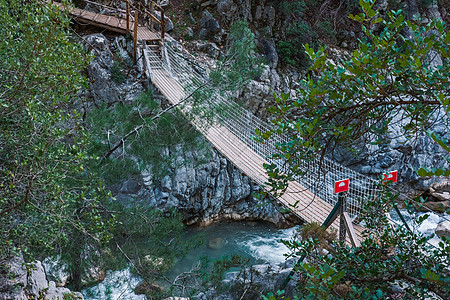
[49,0,388,247]
[140,42,375,247]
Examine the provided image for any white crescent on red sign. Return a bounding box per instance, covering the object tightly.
[382,170,398,184]
[334,178,349,194]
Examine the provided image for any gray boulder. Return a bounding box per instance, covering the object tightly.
[217,0,238,17]
[263,5,276,28]
[0,255,27,300]
[435,220,450,238]
[115,145,299,228]
[186,27,194,38]
[0,256,83,300]
[83,33,144,106]
[197,41,222,58]
[26,261,48,298]
[199,28,209,40]
[153,10,174,33]
[206,259,299,299]
[200,10,221,39]
[84,34,118,105]
[259,39,279,68]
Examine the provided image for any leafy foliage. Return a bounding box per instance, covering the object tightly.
[258,0,450,298]
[208,20,265,91]
[0,0,113,260]
[278,22,318,67]
[0,1,206,293]
[278,190,450,299]
[277,0,361,67]
[259,0,450,186]
[109,204,203,280]
[88,91,209,183]
[110,60,126,85]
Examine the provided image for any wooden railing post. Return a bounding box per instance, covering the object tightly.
[133,10,138,63]
[126,1,130,33]
[160,7,165,40]
[150,2,154,30]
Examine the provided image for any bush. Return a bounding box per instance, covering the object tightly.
[111,61,126,84]
[278,22,317,67]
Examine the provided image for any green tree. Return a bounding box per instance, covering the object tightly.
[88,91,208,184]
[0,0,113,260]
[258,0,450,298]
[0,1,205,291]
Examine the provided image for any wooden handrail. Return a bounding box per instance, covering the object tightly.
[126,1,129,33]
[144,10,161,24]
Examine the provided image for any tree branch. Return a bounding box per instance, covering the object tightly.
[0,175,35,216]
[101,83,207,161]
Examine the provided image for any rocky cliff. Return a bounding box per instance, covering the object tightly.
[178,0,450,199]
[0,255,83,300]
[84,33,299,228]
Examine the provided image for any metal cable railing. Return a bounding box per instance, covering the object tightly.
[150,42,385,218]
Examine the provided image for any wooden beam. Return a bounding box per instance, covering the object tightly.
[160,8,165,40]
[133,10,138,63]
[150,2,154,30]
[343,212,361,247]
[126,1,130,33]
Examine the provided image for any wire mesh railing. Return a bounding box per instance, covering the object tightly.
[154,42,383,218]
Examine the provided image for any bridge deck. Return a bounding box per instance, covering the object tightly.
[150,68,366,244]
[52,1,160,41]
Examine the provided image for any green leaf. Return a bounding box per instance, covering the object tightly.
[417,167,429,177]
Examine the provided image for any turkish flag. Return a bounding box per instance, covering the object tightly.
[334,178,349,194]
[383,170,398,184]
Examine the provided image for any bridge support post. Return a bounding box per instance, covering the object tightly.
[150,2,154,30]
[338,192,347,243]
[126,1,130,33]
[133,10,138,63]
[321,191,359,246]
[161,8,165,40]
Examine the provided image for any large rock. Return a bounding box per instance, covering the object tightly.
[0,255,27,300]
[197,41,222,58]
[153,10,174,33]
[333,108,450,194]
[238,67,292,119]
[42,256,75,288]
[422,200,449,213]
[259,38,279,68]
[263,5,276,28]
[46,281,81,300]
[27,261,49,298]
[200,10,221,39]
[0,255,83,300]
[84,33,144,106]
[217,0,238,17]
[115,146,299,228]
[435,220,450,238]
[204,259,299,300]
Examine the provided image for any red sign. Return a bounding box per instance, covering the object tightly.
[383,170,398,184]
[334,178,349,194]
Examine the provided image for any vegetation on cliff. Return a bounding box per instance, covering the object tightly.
[260,0,450,298]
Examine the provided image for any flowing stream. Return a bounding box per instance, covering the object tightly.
[82,211,448,299]
[82,221,299,300]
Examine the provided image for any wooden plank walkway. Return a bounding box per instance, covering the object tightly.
[52,1,160,41]
[51,0,368,244]
[149,68,367,245]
